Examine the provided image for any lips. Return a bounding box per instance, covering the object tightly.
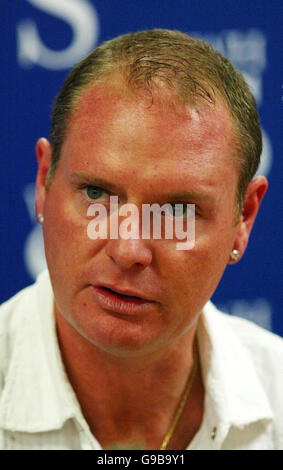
[100,286,145,301]
[92,284,155,315]
[101,283,152,300]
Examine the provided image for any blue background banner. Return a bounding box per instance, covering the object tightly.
[1,1,282,336]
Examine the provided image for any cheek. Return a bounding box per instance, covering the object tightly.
[42,185,105,280]
[157,234,233,312]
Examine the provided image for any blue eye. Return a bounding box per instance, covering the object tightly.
[86,186,106,200]
[167,204,188,218]
[165,203,196,219]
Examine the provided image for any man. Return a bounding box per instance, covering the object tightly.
[0,29,282,450]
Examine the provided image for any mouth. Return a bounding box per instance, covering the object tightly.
[92,285,155,315]
[101,286,146,301]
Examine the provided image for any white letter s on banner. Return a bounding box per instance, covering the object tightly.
[17,0,99,70]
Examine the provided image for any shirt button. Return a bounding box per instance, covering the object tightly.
[211,427,217,440]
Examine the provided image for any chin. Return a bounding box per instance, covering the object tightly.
[75,315,169,358]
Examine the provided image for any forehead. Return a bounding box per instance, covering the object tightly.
[62,83,239,195]
[68,83,236,150]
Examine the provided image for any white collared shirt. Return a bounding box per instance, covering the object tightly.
[0,270,282,450]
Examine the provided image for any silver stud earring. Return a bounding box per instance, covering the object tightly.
[38,213,44,224]
[230,249,239,260]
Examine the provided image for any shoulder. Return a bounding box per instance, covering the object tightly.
[205,301,283,358]
[215,307,283,363]
[1,284,35,326]
[0,282,35,379]
[0,270,51,323]
[202,302,283,448]
[205,302,283,448]
[0,279,40,338]
[220,311,283,401]
[0,271,52,373]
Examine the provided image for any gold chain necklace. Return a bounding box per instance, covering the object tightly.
[159,342,198,450]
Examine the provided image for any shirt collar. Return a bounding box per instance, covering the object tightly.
[0,272,273,435]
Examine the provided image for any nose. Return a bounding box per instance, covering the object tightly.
[105,238,153,270]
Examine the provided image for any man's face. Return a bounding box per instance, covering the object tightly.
[37,84,241,357]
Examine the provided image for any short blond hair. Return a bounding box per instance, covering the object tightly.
[48,29,262,215]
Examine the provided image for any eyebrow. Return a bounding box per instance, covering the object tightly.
[69,172,122,194]
[70,171,214,204]
[163,191,214,203]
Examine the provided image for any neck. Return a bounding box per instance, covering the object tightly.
[55,308,204,449]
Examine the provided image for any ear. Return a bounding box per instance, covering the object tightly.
[229,176,268,263]
[35,138,52,220]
